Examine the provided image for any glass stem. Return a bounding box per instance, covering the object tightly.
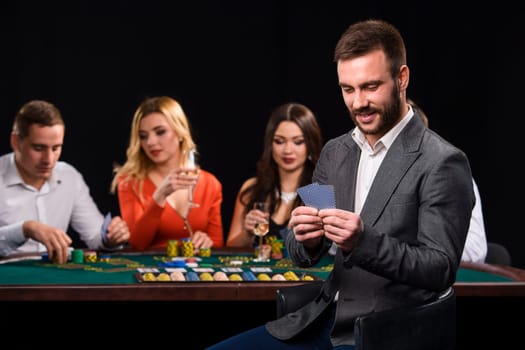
[188,185,194,204]
[258,236,263,259]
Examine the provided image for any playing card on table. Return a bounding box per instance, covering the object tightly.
[297,183,336,209]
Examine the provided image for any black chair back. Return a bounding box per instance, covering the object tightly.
[275,284,456,350]
[485,242,512,266]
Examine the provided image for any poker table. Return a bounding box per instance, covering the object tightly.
[1,248,524,349]
[1,248,524,301]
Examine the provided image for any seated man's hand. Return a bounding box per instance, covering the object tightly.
[289,206,324,250]
[22,220,72,264]
[318,208,363,253]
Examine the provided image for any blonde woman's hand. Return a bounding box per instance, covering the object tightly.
[191,230,213,253]
[152,169,199,206]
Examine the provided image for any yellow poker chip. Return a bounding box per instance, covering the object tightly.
[302,275,315,281]
[229,273,243,281]
[199,272,213,281]
[283,271,300,281]
[257,273,271,281]
[142,272,156,282]
[157,273,171,281]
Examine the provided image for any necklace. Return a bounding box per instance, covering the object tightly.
[280,191,297,204]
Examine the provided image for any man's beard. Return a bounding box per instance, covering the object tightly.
[350,83,402,136]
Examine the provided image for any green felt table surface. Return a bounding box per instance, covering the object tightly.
[0,252,512,285]
[0,253,333,285]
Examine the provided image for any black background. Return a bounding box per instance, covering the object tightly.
[1,2,522,267]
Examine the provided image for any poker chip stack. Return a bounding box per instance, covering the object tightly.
[270,239,283,259]
[98,255,111,262]
[166,240,179,257]
[199,247,211,257]
[180,238,194,257]
[84,250,97,263]
[72,249,84,264]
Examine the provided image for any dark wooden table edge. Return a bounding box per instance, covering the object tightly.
[2,280,525,301]
[2,252,525,301]
[0,281,298,301]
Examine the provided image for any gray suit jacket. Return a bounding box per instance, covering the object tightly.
[266,113,474,346]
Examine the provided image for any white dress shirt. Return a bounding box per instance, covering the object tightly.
[328,108,414,255]
[353,109,415,215]
[461,179,487,263]
[0,152,106,256]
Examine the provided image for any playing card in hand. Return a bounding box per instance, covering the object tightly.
[297,183,336,209]
[101,212,112,243]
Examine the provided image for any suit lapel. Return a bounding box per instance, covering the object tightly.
[334,137,359,212]
[360,117,424,226]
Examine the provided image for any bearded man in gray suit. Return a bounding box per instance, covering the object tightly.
[207,19,474,350]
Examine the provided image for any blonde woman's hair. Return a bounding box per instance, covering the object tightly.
[110,96,196,200]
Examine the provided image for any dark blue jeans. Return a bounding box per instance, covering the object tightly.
[205,304,354,350]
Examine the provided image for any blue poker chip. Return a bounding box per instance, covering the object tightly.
[242,271,257,281]
[186,271,200,281]
[158,260,187,268]
[41,253,49,262]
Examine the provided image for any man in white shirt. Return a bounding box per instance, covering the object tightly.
[0,100,129,263]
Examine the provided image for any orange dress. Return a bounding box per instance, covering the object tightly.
[118,170,224,251]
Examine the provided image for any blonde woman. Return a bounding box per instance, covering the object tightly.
[111,96,223,252]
